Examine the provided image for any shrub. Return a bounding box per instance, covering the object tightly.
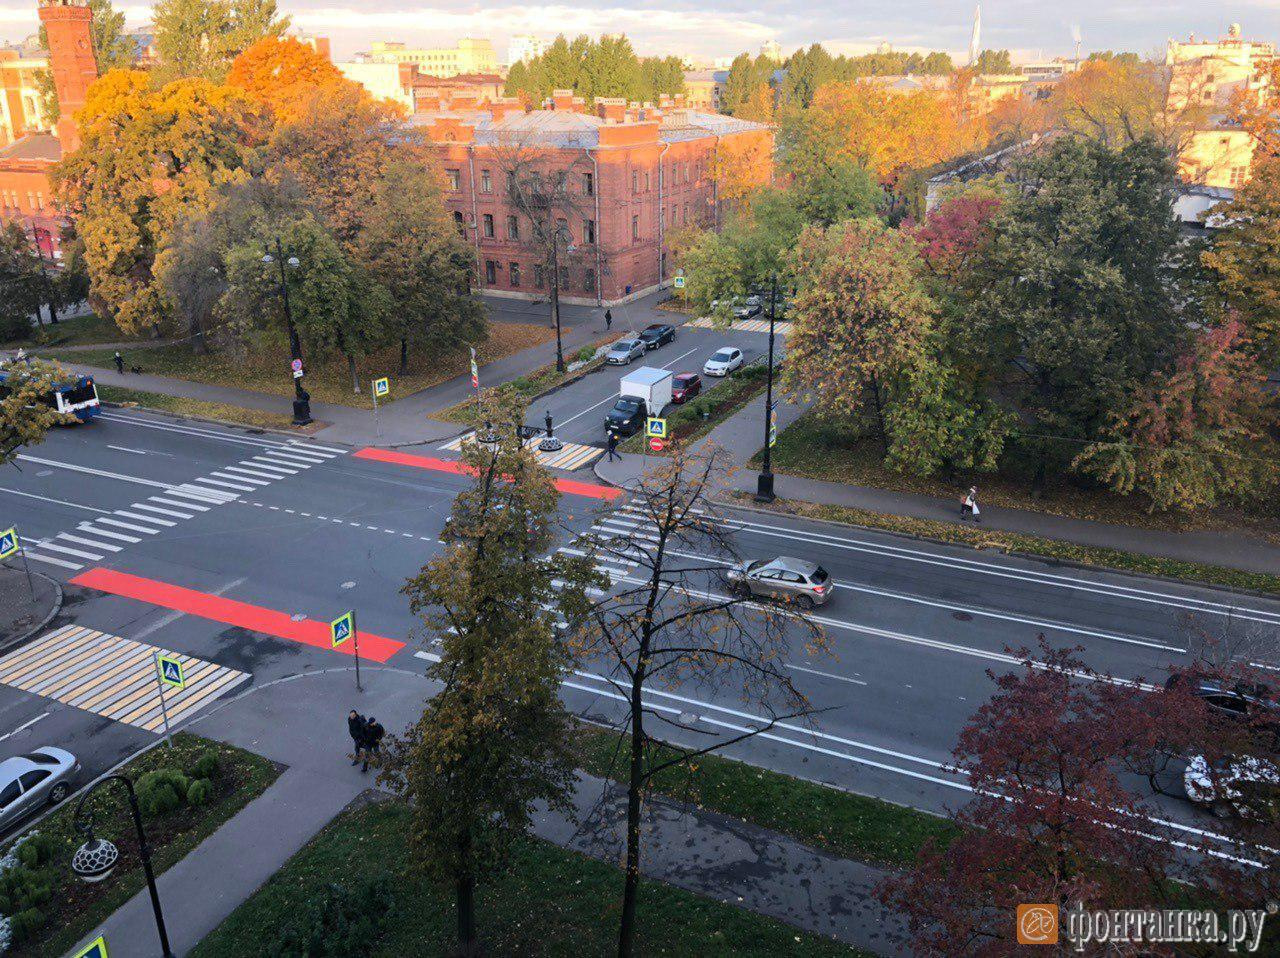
[189,752,220,781]
[268,876,394,957]
[575,345,596,363]
[14,833,56,869]
[137,768,190,818]
[187,778,214,808]
[7,906,43,944]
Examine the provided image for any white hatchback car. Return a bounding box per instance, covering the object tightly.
[1184,754,1280,818]
[703,347,744,377]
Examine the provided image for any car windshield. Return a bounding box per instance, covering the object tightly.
[615,399,640,411]
[18,753,58,765]
[675,375,695,385]
[612,341,637,351]
[712,350,735,362]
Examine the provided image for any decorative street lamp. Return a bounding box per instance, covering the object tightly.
[262,239,312,426]
[548,226,575,373]
[70,774,175,958]
[755,274,779,503]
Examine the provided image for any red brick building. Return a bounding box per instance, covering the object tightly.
[0,0,98,256]
[415,90,772,306]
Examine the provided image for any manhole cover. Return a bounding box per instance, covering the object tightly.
[341,581,356,590]
[290,612,306,622]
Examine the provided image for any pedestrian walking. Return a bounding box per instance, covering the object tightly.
[960,487,981,523]
[113,351,124,374]
[607,431,619,461]
[604,308,613,332]
[347,709,367,766]
[361,716,385,773]
[13,347,26,364]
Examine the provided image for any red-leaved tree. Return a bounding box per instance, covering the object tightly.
[912,194,1002,281]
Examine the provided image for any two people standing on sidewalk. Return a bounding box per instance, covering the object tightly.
[346,710,385,773]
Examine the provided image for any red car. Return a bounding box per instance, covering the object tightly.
[671,373,702,403]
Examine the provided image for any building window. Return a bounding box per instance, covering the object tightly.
[682,204,687,224]
[631,171,638,193]
[559,266,569,289]
[582,171,594,195]
[485,260,497,284]
[585,268,596,292]
[453,210,466,235]
[555,171,568,192]
[482,214,495,238]
[583,219,596,244]
[644,172,651,191]
[506,215,519,240]
[510,262,521,286]
[534,264,545,288]
[632,215,640,241]
[481,169,492,193]
[555,217,569,241]
[446,169,461,191]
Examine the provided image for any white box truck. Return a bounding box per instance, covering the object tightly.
[605,367,674,436]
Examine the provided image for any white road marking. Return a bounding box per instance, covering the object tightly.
[15,455,173,489]
[221,466,283,482]
[149,496,208,512]
[0,712,49,743]
[115,509,174,527]
[191,476,256,493]
[131,503,192,520]
[35,540,103,561]
[210,470,269,487]
[98,517,161,535]
[20,550,80,570]
[290,440,346,454]
[786,663,869,686]
[248,457,299,475]
[171,486,233,504]
[0,486,111,514]
[259,449,327,466]
[58,532,121,553]
[78,524,141,544]
[106,444,148,455]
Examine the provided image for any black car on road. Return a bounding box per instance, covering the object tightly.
[638,324,676,350]
[605,396,648,436]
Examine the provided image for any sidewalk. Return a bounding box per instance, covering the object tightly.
[594,391,1280,578]
[51,290,675,449]
[74,666,907,957]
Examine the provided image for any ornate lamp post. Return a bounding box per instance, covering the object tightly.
[70,774,175,958]
[262,239,312,425]
[755,274,779,503]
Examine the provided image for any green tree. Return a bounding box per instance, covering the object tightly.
[780,44,834,108]
[964,137,1194,489]
[35,0,133,121]
[1,360,72,466]
[385,420,598,957]
[720,53,758,116]
[973,49,1013,74]
[1203,155,1280,366]
[0,224,43,343]
[151,0,287,83]
[677,228,743,315]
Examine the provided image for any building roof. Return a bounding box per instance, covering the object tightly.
[414,106,769,148]
[0,132,62,164]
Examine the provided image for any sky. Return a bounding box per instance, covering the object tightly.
[1,1,1277,64]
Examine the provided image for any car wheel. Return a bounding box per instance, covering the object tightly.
[49,782,70,805]
[1212,799,1235,819]
[797,594,816,610]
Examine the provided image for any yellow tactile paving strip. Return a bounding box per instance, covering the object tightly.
[0,624,250,733]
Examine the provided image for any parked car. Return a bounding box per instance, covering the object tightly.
[726,557,834,608]
[0,747,78,832]
[671,373,702,404]
[1164,673,1280,739]
[703,347,744,377]
[1184,753,1280,818]
[709,296,762,320]
[638,323,676,350]
[605,338,646,365]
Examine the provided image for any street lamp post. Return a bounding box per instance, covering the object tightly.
[262,239,312,426]
[547,226,574,374]
[755,274,778,503]
[70,774,175,958]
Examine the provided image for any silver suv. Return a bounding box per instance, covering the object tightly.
[726,557,834,608]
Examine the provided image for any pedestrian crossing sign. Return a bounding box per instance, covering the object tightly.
[673,275,685,289]
[156,653,185,690]
[331,611,354,648]
[373,377,390,398]
[72,936,108,958]
[646,417,667,439]
[0,527,17,561]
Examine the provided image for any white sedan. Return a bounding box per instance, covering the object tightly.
[703,347,744,377]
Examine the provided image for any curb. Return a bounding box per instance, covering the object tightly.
[100,401,353,448]
[0,569,63,655]
[717,493,1280,604]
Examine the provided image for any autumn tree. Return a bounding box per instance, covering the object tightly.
[1202,155,1280,365]
[35,0,133,120]
[880,643,1181,956]
[152,0,287,83]
[1048,57,1204,153]
[225,35,351,122]
[53,71,259,336]
[578,443,825,958]
[384,418,600,957]
[0,224,44,342]
[1075,317,1278,512]
[1,360,72,466]
[911,194,1002,281]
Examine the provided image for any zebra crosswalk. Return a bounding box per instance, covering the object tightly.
[554,501,665,597]
[440,433,604,471]
[21,440,346,573]
[0,624,250,733]
[686,315,792,335]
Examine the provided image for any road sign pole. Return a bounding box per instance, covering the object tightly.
[155,667,174,748]
[17,544,36,605]
[372,383,381,438]
[352,609,362,692]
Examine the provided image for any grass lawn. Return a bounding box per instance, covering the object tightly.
[573,725,954,870]
[7,733,279,958]
[433,335,616,424]
[724,490,1280,596]
[620,362,769,455]
[98,385,298,432]
[190,801,866,958]
[14,314,142,350]
[754,415,1280,541]
[41,323,555,409]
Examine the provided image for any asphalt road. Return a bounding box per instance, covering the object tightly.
[2,408,1278,852]
[531,323,772,447]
